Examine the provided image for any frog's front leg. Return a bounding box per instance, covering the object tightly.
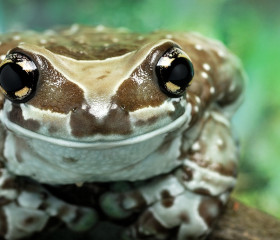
[100,111,238,240]
[0,168,97,240]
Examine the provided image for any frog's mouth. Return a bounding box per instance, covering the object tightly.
[1,103,192,149]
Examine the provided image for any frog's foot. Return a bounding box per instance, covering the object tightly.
[0,169,97,240]
[100,111,238,240]
[100,173,228,240]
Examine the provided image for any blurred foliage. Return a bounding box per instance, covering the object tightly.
[0,0,279,218]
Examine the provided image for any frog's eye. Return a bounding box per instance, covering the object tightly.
[156,47,194,97]
[0,52,38,103]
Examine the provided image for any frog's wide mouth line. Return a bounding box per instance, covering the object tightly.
[0,103,191,149]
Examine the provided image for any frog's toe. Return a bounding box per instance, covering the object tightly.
[100,190,147,219]
[100,174,225,240]
[100,175,185,220]
[65,207,98,232]
[121,209,170,240]
[121,191,224,240]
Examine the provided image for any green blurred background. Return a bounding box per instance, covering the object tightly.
[0,0,279,218]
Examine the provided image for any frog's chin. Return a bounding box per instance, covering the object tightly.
[1,103,192,149]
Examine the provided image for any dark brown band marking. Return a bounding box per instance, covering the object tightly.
[27,55,85,114]
[114,42,176,112]
[160,189,175,208]
[8,104,40,132]
[70,105,132,137]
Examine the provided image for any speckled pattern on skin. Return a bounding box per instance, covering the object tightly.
[0,25,245,239]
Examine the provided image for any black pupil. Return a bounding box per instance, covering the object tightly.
[0,63,28,92]
[169,61,190,83]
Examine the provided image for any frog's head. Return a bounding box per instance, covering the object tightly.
[0,27,195,183]
[0,36,193,146]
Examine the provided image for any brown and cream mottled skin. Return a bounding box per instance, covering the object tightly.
[0,25,245,239]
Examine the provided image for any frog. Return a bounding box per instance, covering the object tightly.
[0,24,245,240]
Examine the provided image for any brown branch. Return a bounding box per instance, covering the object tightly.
[208,198,280,240]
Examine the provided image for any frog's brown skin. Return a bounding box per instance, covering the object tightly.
[0,25,245,240]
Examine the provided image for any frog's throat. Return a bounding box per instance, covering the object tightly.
[0,103,192,149]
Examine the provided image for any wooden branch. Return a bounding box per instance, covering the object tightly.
[208,198,280,240]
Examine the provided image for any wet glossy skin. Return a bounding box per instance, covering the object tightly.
[0,25,245,240]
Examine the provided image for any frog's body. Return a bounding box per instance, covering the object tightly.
[0,25,245,240]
